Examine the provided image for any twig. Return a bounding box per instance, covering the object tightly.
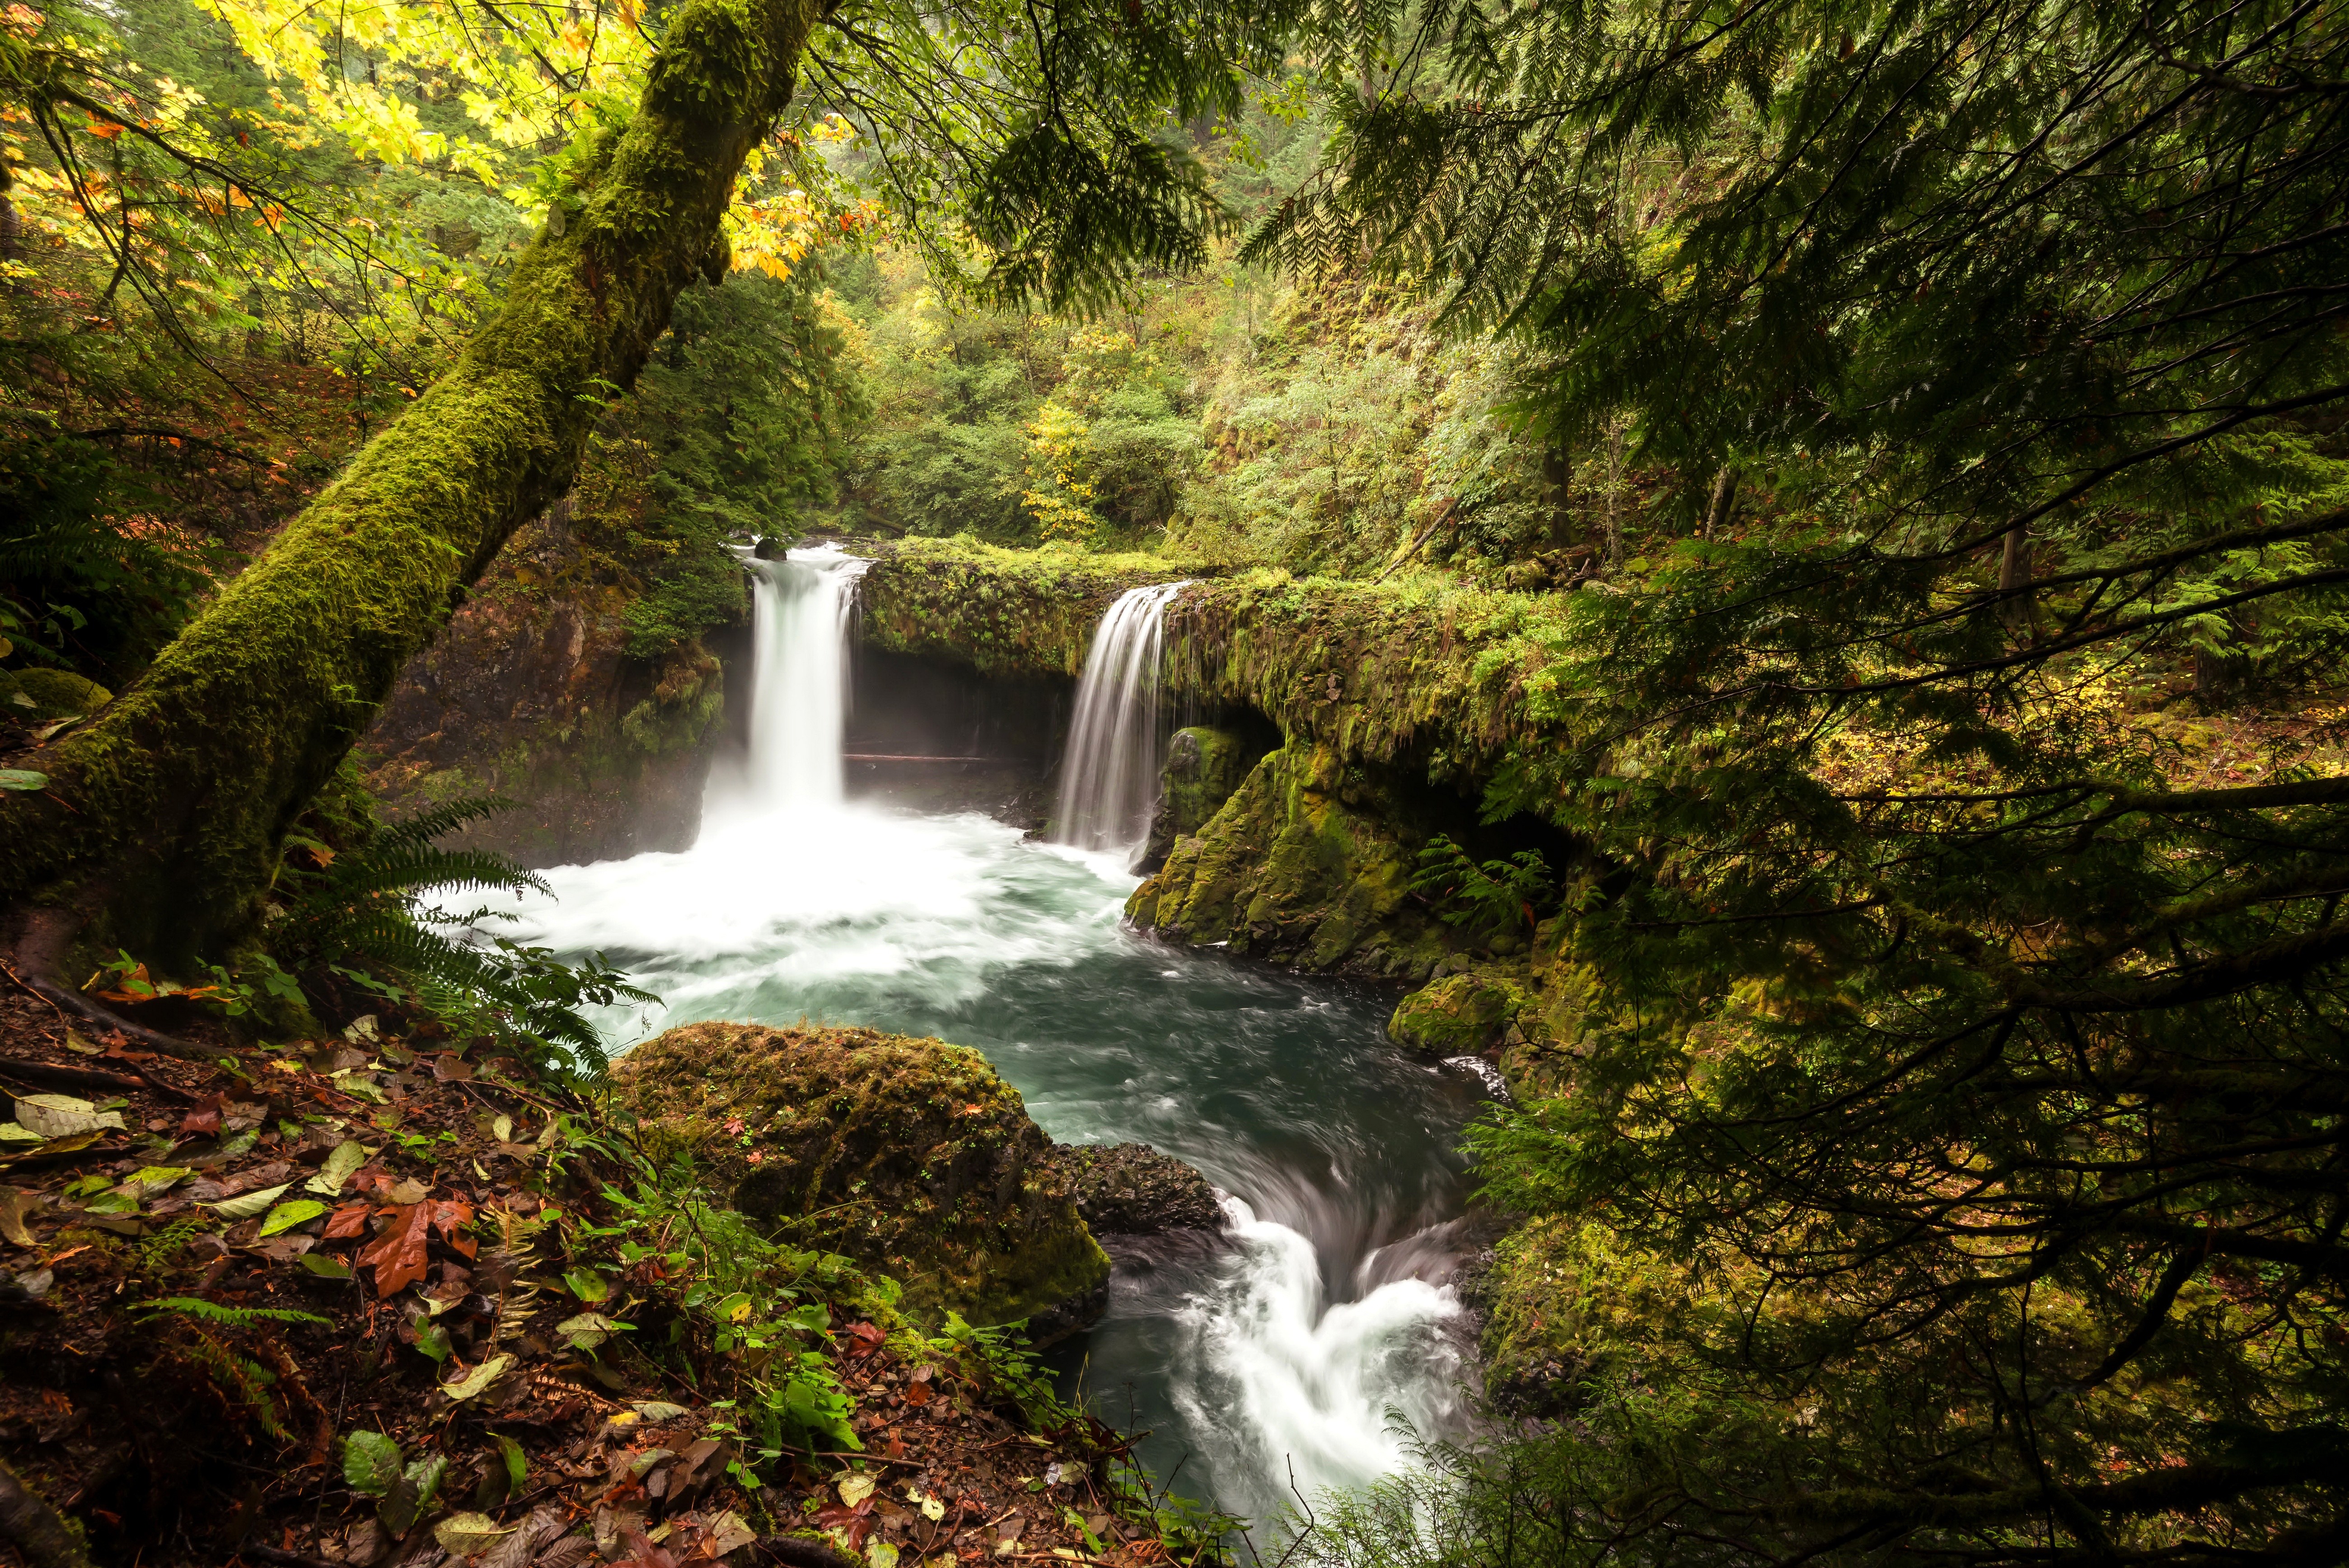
[16,974,213,1061]
[0,1057,148,1095]
[235,1543,340,1568]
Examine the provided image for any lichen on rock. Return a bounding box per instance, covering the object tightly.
[613,1020,1110,1337]
[1037,1142,1226,1236]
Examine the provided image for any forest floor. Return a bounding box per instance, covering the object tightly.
[0,981,1200,1568]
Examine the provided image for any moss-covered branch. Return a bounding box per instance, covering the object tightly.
[0,0,826,965]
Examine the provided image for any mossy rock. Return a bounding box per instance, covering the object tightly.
[1127,741,1456,978]
[1388,971,1531,1055]
[5,668,113,721]
[1037,1142,1226,1236]
[1139,725,1260,872]
[614,1021,1110,1337]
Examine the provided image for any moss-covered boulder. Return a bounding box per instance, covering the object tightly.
[3,668,113,721]
[1038,1142,1226,1236]
[1127,741,1460,978]
[1139,725,1260,872]
[1388,971,1532,1055]
[614,1021,1110,1337]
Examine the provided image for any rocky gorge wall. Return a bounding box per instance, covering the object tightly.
[855,536,1596,1093]
[358,522,737,866]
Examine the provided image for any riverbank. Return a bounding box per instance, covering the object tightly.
[0,980,1222,1568]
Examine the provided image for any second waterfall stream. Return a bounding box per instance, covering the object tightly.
[512,543,1480,1536]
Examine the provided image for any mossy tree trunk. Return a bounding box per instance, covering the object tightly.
[0,0,827,973]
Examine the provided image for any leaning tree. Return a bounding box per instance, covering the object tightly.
[0,0,1299,988]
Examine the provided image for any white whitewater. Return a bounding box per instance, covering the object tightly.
[707,543,870,818]
[513,554,1468,1530]
[1052,580,1189,864]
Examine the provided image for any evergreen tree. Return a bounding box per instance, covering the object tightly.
[1263,0,2349,1561]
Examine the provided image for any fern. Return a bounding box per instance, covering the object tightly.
[136,1219,207,1272]
[1411,836,1554,931]
[179,1329,293,1442]
[136,1297,332,1327]
[276,796,651,1079]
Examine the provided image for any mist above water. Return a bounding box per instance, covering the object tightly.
[510,545,1483,1532]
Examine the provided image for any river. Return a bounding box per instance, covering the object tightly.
[510,546,1484,1530]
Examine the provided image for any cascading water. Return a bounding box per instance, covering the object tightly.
[1051,581,1189,864]
[708,543,870,817]
[512,555,1482,1535]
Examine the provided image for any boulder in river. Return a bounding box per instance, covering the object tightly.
[1138,725,1263,873]
[1387,971,1532,1055]
[1039,1142,1227,1236]
[614,1021,1111,1339]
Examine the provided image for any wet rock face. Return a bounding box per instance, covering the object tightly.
[1126,742,1460,980]
[1138,725,1261,873]
[614,1021,1111,1337]
[358,565,728,867]
[1038,1142,1226,1236]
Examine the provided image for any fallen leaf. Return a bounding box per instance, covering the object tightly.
[0,1124,42,1145]
[298,1253,354,1279]
[433,1054,473,1082]
[429,1197,477,1258]
[632,1401,691,1422]
[259,1198,329,1236]
[307,1139,370,1195]
[388,1177,429,1205]
[440,1353,515,1402]
[842,1320,887,1359]
[435,1512,513,1556]
[556,1311,621,1349]
[903,1380,931,1407]
[706,1511,758,1558]
[204,1182,293,1221]
[616,1527,679,1568]
[322,1203,372,1240]
[15,1094,126,1138]
[342,1430,404,1497]
[180,1092,225,1138]
[838,1473,876,1508]
[358,1202,433,1296]
[0,769,48,792]
[0,1188,41,1247]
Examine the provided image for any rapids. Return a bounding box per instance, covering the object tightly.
[507,546,1486,1531]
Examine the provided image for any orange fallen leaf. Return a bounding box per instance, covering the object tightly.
[357,1203,432,1296]
[323,1203,372,1240]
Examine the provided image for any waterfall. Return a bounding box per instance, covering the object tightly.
[715,542,870,817]
[1052,581,1189,862]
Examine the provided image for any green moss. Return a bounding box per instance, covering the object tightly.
[1141,725,1260,869]
[0,0,828,968]
[1387,970,1531,1054]
[615,1020,1110,1331]
[1128,741,1460,979]
[1474,1215,1693,1415]
[8,668,113,720]
[854,536,1201,681]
